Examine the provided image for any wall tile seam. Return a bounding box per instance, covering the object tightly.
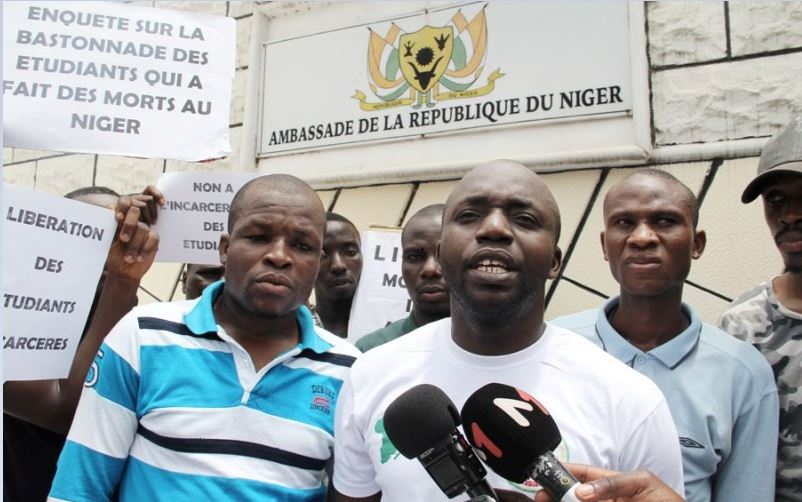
[396,182,419,227]
[138,284,163,303]
[654,137,773,149]
[5,153,71,166]
[559,275,609,300]
[651,45,802,72]
[723,1,732,58]
[684,279,732,303]
[644,0,657,149]
[545,167,610,307]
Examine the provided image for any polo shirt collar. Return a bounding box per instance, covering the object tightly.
[183,280,331,354]
[595,296,701,370]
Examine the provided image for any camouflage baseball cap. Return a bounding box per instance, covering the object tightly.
[742,116,802,203]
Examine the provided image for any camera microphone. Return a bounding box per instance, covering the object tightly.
[383,384,498,500]
[461,382,580,502]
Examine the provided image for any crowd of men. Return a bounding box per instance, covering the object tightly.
[2,116,801,501]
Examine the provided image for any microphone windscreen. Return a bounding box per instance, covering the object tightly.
[384,384,461,459]
[460,383,561,483]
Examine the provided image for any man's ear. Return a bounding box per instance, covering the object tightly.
[600,231,609,262]
[219,234,230,266]
[548,246,563,280]
[692,229,706,260]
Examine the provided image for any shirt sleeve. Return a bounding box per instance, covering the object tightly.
[618,397,685,497]
[48,311,141,502]
[713,378,779,501]
[332,371,382,498]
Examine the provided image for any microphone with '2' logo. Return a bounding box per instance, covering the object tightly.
[460,383,580,502]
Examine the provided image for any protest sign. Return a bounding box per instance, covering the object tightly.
[347,227,411,344]
[3,183,117,381]
[154,171,258,264]
[3,1,235,161]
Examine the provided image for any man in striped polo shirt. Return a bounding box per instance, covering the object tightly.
[49,174,361,501]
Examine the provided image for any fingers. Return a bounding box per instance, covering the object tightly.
[115,196,141,243]
[564,463,617,484]
[139,185,166,225]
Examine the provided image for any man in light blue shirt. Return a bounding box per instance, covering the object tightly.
[552,169,778,502]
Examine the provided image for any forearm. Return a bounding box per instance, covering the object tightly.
[4,274,140,434]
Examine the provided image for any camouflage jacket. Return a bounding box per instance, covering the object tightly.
[719,281,802,502]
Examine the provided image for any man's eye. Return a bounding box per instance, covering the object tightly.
[455,210,480,222]
[345,248,360,257]
[404,252,423,262]
[766,194,784,205]
[248,235,267,242]
[514,214,539,228]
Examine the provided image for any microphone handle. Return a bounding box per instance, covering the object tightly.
[467,478,499,501]
[532,451,580,502]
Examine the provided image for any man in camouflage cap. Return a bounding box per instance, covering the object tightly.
[719,116,802,501]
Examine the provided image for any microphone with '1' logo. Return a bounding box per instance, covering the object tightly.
[383,384,498,501]
[460,383,580,502]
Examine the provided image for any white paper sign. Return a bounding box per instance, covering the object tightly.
[3,183,117,381]
[154,171,259,265]
[347,228,411,344]
[3,1,235,161]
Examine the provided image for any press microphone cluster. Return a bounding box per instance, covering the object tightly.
[383,384,499,501]
[461,383,580,502]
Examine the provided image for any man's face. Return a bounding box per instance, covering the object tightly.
[402,214,449,318]
[761,173,802,273]
[602,175,704,297]
[316,220,363,301]
[219,189,324,318]
[439,164,561,321]
[183,263,225,300]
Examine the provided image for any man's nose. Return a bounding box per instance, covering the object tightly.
[627,222,658,248]
[420,254,442,278]
[264,239,292,268]
[476,209,513,243]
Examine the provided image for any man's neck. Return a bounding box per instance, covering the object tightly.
[213,293,301,370]
[773,272,802,314]
[315,296,352,337]
[450,308,546,356]
[610,293,687,352]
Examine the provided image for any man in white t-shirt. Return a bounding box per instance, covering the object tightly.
[332,160,684,502]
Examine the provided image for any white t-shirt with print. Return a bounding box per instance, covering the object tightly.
[333,319,684,501]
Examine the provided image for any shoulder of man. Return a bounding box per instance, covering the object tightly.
[699,322,777,391]
[550,308,599,339]
[718,282,772,340]
[355,317,408,352]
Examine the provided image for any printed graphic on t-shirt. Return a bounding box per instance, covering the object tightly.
[375,418,401,463]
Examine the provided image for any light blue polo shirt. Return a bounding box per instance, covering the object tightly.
[50,280,360,501]
[552,297,779,502]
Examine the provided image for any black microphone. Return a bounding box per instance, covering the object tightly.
[383,384,498,500]
[460,383,580,502]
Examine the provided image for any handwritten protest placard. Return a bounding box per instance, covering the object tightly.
[3,183,117,381]
[347,227,411,343]
[3,1,235,161]
[154,171,259,265]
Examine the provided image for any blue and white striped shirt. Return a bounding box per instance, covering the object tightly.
[49,281,360,501]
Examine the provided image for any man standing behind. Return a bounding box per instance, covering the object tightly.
[181,262,225,300]
[553,169,778,502]
[357,204,449,352]
[719,116,802,502]
[333,161,683,501]
[49,175,360,501]
[314,213,363,337]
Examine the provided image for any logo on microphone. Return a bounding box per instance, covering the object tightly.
[507,439,571,494]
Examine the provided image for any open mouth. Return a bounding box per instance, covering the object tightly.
[474,259,510,274]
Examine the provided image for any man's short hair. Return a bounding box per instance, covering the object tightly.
[402,204,444,243]
[227,175,321,233]
[618,169,700,229]
[64,186,120,200]
[325,212,359,238]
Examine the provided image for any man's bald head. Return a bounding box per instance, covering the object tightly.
[228,174,325,234]
[605,169,699,229]
[445,160,561,242]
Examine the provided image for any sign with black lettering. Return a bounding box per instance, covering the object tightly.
[260,2,631,155]
[347,228,411,344]
[3,183,117,381]
[2,1,235,161]
[153,171,259,264]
